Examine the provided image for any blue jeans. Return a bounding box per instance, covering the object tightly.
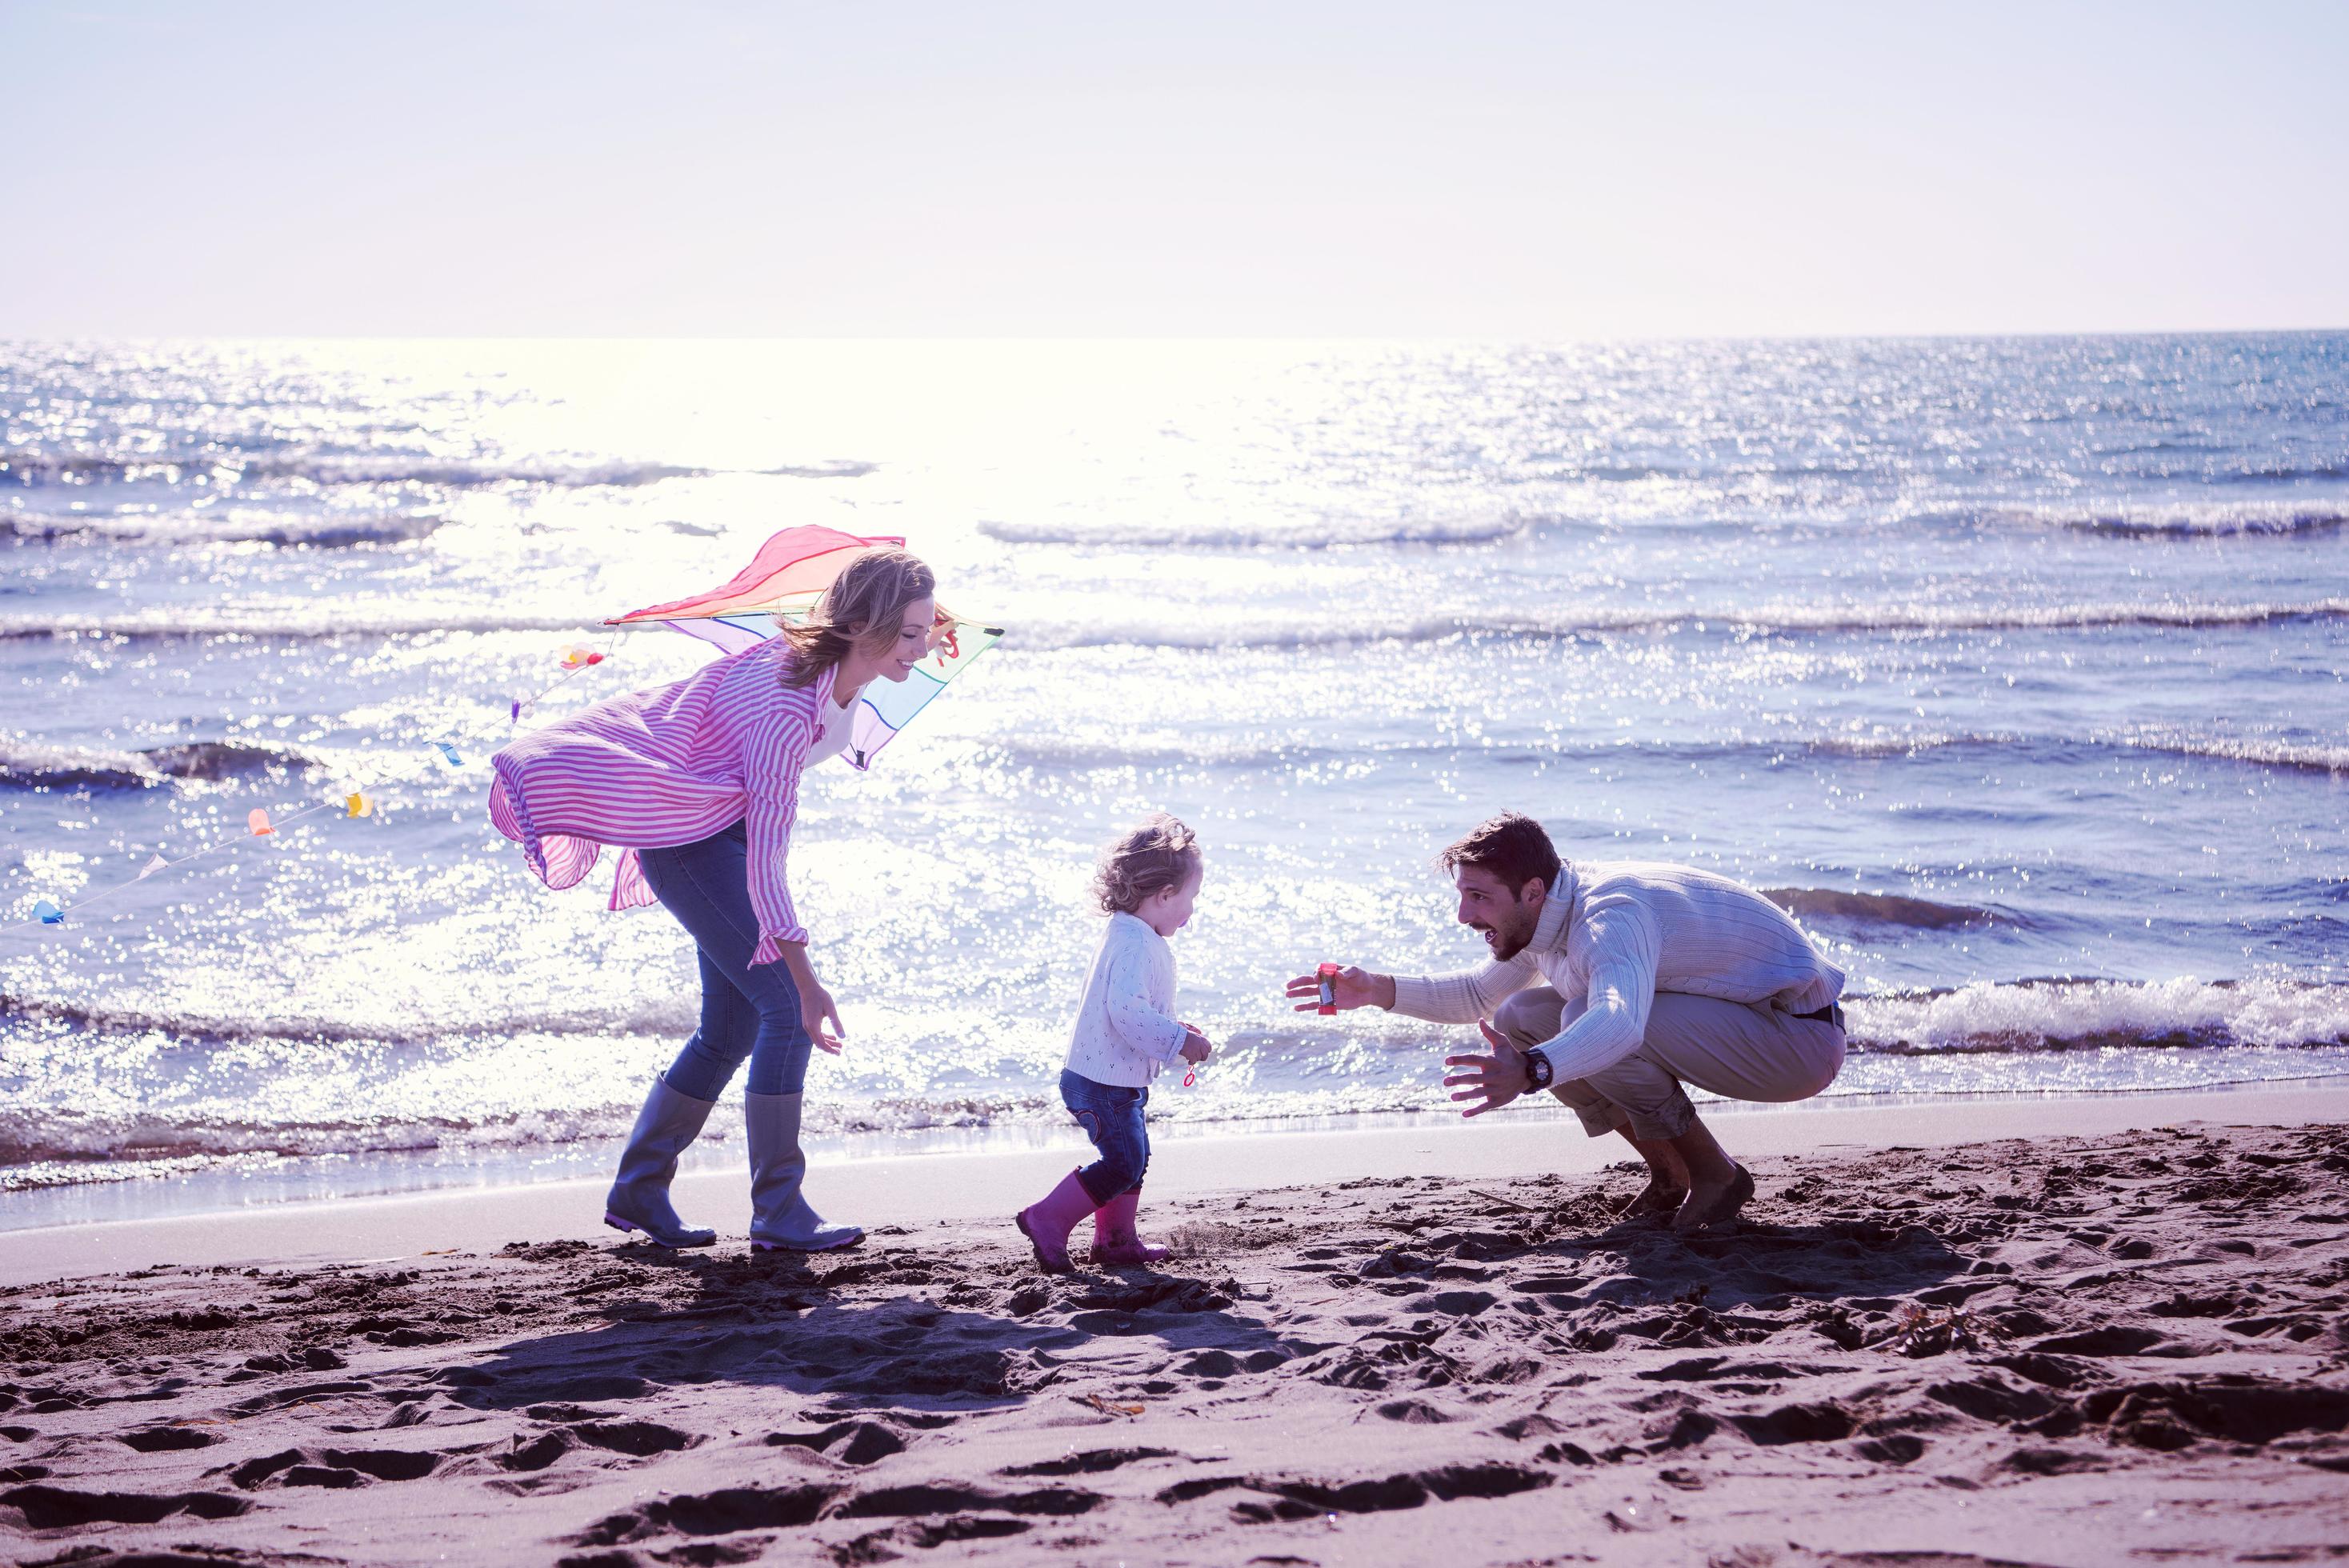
[1062,1069,1149,1206]
[636,820,812,1100]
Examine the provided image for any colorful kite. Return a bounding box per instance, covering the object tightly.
[609,525,1001,771]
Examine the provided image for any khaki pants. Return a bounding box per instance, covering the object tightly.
[1492,987,1846,1142]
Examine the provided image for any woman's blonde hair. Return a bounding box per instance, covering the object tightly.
[1093,814,1202,915]
[779,548,939,689]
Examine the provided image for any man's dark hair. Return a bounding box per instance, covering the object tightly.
[1439,812,1562,898]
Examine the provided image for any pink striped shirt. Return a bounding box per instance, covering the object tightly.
[489,639,833,966]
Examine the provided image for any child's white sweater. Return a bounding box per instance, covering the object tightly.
[1062,911,1187,1087]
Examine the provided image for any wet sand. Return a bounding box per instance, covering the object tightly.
[5,1106,2348,1566]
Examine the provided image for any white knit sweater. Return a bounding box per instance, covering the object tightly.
[1389,860,1845,1083]
[1062,911,1189,1088]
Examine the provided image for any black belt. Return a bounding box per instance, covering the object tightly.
[1794,1002,1845,1030]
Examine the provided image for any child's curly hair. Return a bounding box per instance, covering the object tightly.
[1093,814,1202,916]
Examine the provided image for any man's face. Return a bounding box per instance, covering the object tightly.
[1453,864,1543,961]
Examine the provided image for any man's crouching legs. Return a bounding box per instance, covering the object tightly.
[1661,1114,1748,1234]
[1490,989,1688,1219]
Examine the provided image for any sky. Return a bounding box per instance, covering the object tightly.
[3,1,2345,338]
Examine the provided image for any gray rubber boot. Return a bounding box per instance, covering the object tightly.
[746,1090,863,1252]
[602,1076,718,1247]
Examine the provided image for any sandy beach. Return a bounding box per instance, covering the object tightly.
[4,1090,2346,1566]
[8,8,2347,1565]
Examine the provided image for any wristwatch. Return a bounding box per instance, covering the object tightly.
[1521,1048,1555,1093]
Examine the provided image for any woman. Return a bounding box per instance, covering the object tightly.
[489,548,943,1251]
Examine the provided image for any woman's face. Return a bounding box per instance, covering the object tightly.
[878,595,938,682]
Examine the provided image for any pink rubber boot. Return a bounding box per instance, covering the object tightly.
[1090,1190,1170,1266]
[1015,1170,1098,1274]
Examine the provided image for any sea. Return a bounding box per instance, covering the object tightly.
[4,335,2345,1227]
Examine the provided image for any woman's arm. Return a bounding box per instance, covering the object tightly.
[770,937,846,1054]
[740,700,816,968]
[740,692,853,1049]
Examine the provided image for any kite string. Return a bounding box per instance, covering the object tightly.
[508,624,627,722]
[0,798,345,936]
[0,630,637,938]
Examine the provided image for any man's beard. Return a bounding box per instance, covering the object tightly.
[1475,907,1535,962]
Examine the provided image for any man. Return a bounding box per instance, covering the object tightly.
[1287,812,1847,1233]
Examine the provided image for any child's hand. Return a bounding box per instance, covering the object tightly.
[1179,1026,1214,1066]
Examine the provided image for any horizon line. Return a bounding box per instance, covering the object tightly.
[5,325,2347,347]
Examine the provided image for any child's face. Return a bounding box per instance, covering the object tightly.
[1140,866,1203,937]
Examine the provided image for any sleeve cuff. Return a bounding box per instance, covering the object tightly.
[750,929,806,967]
[1388,974,1439,1018]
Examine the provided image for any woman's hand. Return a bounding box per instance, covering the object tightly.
[1283,964,1395,1013]
[775,940,846,1054]
[799,981,846,1055]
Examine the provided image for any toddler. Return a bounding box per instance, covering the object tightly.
[1015,814,1213,1273]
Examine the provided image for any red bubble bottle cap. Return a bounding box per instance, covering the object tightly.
[1317,962,1339,1016]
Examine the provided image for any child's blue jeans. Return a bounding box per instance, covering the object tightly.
[637,819,814,1101]
[1061,1069,1149,1206]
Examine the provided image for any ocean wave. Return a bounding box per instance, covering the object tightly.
[1,510,445,548]
[976,514,1533,549]
[1982,499,2349,538]
[0,1106,630,1176]
[3,978,2343,1180]
[990,498,2349,548]
[2108,732,2349,776]
[141,740,322,782]
[1014,598,2349,650]
[0,990,694,1048]
[0,742,160,790]
[0,738,322,790]
[36,718,2311,798]
[1568,463,1676,482]
[0,452,706,490]
[762,461,878,479]
[986,727,2349,779]
[10,599,2340,652]
[1761,887,2007,931]
[0,1093,1066,1182]
[0,610,602,642]
[2218,461,2349,485]
[1847,976,2349,1055]
[1779,729,2349,777]
[0,452,873,490]
[981,728,1945,774]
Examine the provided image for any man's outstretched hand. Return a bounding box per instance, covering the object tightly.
[1443,1018,1527,1118]
[1283,965,1395,1013]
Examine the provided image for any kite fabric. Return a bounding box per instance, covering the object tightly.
[609,525,1002,772]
